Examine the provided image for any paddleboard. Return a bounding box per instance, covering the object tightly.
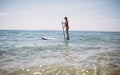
[41,37,55,40]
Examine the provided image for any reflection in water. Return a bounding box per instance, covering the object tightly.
[97,59,109,75]
[63,40,73,62]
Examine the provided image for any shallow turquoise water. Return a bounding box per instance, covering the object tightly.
[0,30,120,74]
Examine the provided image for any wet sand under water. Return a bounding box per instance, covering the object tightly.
[1,50,120,75]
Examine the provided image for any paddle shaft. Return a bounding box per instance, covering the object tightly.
[62,23,65,40]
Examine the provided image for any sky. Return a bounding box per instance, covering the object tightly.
[0,0,120,31]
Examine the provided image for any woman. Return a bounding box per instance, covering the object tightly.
[62,17,69,40]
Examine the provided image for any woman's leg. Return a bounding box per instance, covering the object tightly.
[66,28,69,40]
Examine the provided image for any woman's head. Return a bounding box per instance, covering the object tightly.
[64,17,67,20]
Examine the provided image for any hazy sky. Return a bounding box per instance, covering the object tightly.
[0,0,120,31]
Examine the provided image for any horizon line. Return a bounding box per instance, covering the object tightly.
[0,29,120,32]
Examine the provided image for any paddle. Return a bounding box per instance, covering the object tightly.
[61,22,65,40]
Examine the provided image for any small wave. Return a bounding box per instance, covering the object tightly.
[0,51,7,59]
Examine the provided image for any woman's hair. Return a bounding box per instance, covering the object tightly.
[64,17,68,20]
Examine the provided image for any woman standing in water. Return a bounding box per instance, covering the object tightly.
[62,17,69,40]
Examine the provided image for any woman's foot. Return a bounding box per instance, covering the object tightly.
[66,37,69,40]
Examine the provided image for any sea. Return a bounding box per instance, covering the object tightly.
[0,30,120,75]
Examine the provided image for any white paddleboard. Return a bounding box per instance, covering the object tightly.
[41,37,55,40]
